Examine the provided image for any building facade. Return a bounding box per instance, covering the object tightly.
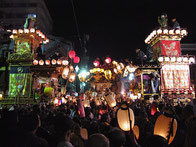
[0,0,53,34]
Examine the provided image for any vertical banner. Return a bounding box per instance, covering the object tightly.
[9,66,32,97]
[161,64,190,91]
[160,40,181,56]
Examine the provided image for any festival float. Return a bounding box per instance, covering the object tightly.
[144,15,195,104]
[1,23,80,106]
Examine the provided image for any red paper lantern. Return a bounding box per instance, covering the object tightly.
[69,50,76,59]
[151,102,157,115]
[105,57,111,64]
[93,60,100,67]
[73,56,80,63]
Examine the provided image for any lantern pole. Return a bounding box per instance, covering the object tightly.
[126,103,132,132]
[167,116,175,144]
[165,107,176,144]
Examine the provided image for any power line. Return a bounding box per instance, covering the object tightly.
[70,0,83,50]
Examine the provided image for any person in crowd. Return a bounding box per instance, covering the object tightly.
[86,133,110,147]
[108,127,126,147]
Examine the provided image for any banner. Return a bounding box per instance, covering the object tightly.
[161,64,190,91]
[161,40,181,56]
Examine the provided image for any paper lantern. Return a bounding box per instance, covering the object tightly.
[30,28,35,33]
[95,97,102,106]
[62,67,69,79]
[93,60,100,67]
[45,60,50,65]
[151,102,157,115]
[69,50,76,59]
[57,59,62,65]
[119,63,124,69]
[62,60,69,65]
[24,28,29,33]
[39,60,44,65]
[69,65,74,71]
[154,114,177,144]
[117,103,135,131]
[53,98,58,105]
[69,72,76,82]
[51,59,57,65]
[0,93,3,100]
[33,60,38,65]
[132,125,139,140]
[105,92,116,107]
[73,56,80,63]
[105,57,111,64]
[44,87,53,95]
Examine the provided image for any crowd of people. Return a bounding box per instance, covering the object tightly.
[0,98,196,147]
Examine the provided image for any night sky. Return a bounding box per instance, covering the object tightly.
[45,0,196,61]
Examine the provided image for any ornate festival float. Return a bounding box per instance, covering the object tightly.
[1,16,80,105]
[1,26,49,105]
[144,14,195,104]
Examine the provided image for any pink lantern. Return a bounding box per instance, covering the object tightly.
[73,56,80,63]
[105,57,111,64]
[151,102,157,116]
[93,60,100,67]
[69,50,76,59]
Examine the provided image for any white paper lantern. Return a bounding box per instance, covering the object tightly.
[117,103,135,131]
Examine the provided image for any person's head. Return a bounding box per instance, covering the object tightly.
[101,113,111,123]
[86,133,110,147]
[172,18,176,22]
[136,49,140,53]
[108,127,126,147]
[54,113,74,141]
[21,112,40,133]
[145,135,168,147]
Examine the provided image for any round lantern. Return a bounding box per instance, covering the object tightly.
[57,59,62,65]
[69,72,76,82]
[44,87,53,96]
[69,50,76,59]
[53,98,59,105]
[45,60,50,65]
[62,60,69,66]
[119,63,124,69]
[51,59,57,65]
[105,92,116,107]
[93,60,100,67]
[105,57,111,64]
[73,56,80,63]
[33,60,38,65]
[62,67,69,79]
[39,60,44,65]
[69,65,74,72]
[132,125,140,140]
[117,103,135,131]
[0,93,3,100]
[154,113,177,144]
[95,97,102,106]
